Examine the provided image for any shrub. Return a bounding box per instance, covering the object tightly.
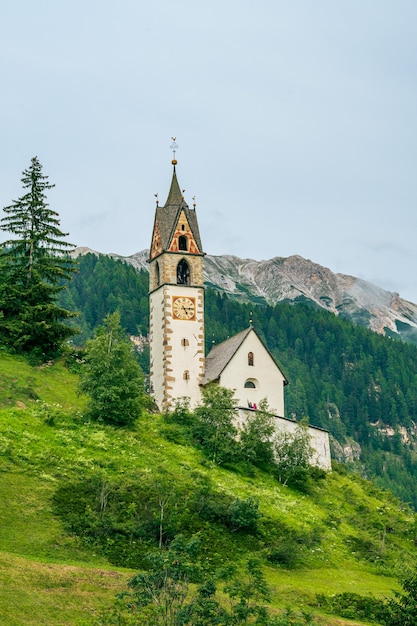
[316,592,386,622]
[226,497,260,532]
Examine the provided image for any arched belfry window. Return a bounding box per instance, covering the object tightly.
[179,235,188,251]
[177,259,190,285]
[155,260,160,286]
[248,352,254,366]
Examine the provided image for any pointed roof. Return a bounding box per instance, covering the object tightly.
[164,166,187,208]
[202,326,289,386]
[150,164,203,256]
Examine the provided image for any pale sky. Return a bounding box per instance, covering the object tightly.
[1,1,417,301]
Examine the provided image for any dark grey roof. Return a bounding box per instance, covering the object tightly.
[203,328,251,384]
[164,167,185,208]
[202,326,289,386]
[152,166,203,254]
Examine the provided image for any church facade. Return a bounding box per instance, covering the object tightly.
[148,158,331,471]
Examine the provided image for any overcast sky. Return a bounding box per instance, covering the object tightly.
[1,1,416,302]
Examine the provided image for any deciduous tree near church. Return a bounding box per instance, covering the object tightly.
[79,311,146,426]
[0,156,77,359]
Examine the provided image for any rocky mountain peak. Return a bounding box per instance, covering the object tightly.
[73,247,417,344]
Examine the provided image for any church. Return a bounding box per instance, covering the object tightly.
[148,153,331,470]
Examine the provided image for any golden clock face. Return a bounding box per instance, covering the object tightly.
[172,296,196,320]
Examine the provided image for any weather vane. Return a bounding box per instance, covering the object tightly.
[170,137,178,162]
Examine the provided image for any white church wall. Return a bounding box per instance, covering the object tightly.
[149,287,165,409]
[219,331,285,416]
[165,284,204,409]
[150,284,204,411]
[237,408,332,471]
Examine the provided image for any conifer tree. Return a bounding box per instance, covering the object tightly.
[0,157,77,359]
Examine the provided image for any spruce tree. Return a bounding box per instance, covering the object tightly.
[0,157,77,359]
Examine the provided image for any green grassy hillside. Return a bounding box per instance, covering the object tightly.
[0,353,415,625]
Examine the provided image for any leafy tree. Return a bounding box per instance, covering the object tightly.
[273,424,313,490]
[193,384,239,465]
[95,535,283,625]
[124,534,202,625]
[385,568,417,625]
[79,311,146,426]
[0,156,77,359]
[240,400,275,467]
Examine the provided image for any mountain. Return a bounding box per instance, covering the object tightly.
[73,247,417,344]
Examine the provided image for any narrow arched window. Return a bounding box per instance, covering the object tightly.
[179,235,188,251]
[155,260,160,286]
[183,370,190,380]
[177,259,190,285]
[248,352,254,366]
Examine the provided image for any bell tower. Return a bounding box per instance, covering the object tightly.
[148,144,205,411]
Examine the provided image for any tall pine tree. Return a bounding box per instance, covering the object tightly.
[0,157,77,359]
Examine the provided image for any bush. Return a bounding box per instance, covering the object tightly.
[226,497,260,532]
[261,520,321,568]
[316,592,386,622]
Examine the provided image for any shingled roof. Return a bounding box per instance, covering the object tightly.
[202,326,289,386]
[152,165,203,254]
[203,328,252,385]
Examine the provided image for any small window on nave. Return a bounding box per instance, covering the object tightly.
[244,380,256,388]
[248,352,254,366]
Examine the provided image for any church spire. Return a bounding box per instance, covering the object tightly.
[164,166,184,207]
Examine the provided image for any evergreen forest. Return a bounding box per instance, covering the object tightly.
[62,253,417,509]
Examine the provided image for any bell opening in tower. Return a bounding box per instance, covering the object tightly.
[177,259,190,285]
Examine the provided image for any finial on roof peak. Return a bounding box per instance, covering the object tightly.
[170,137,178,166]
